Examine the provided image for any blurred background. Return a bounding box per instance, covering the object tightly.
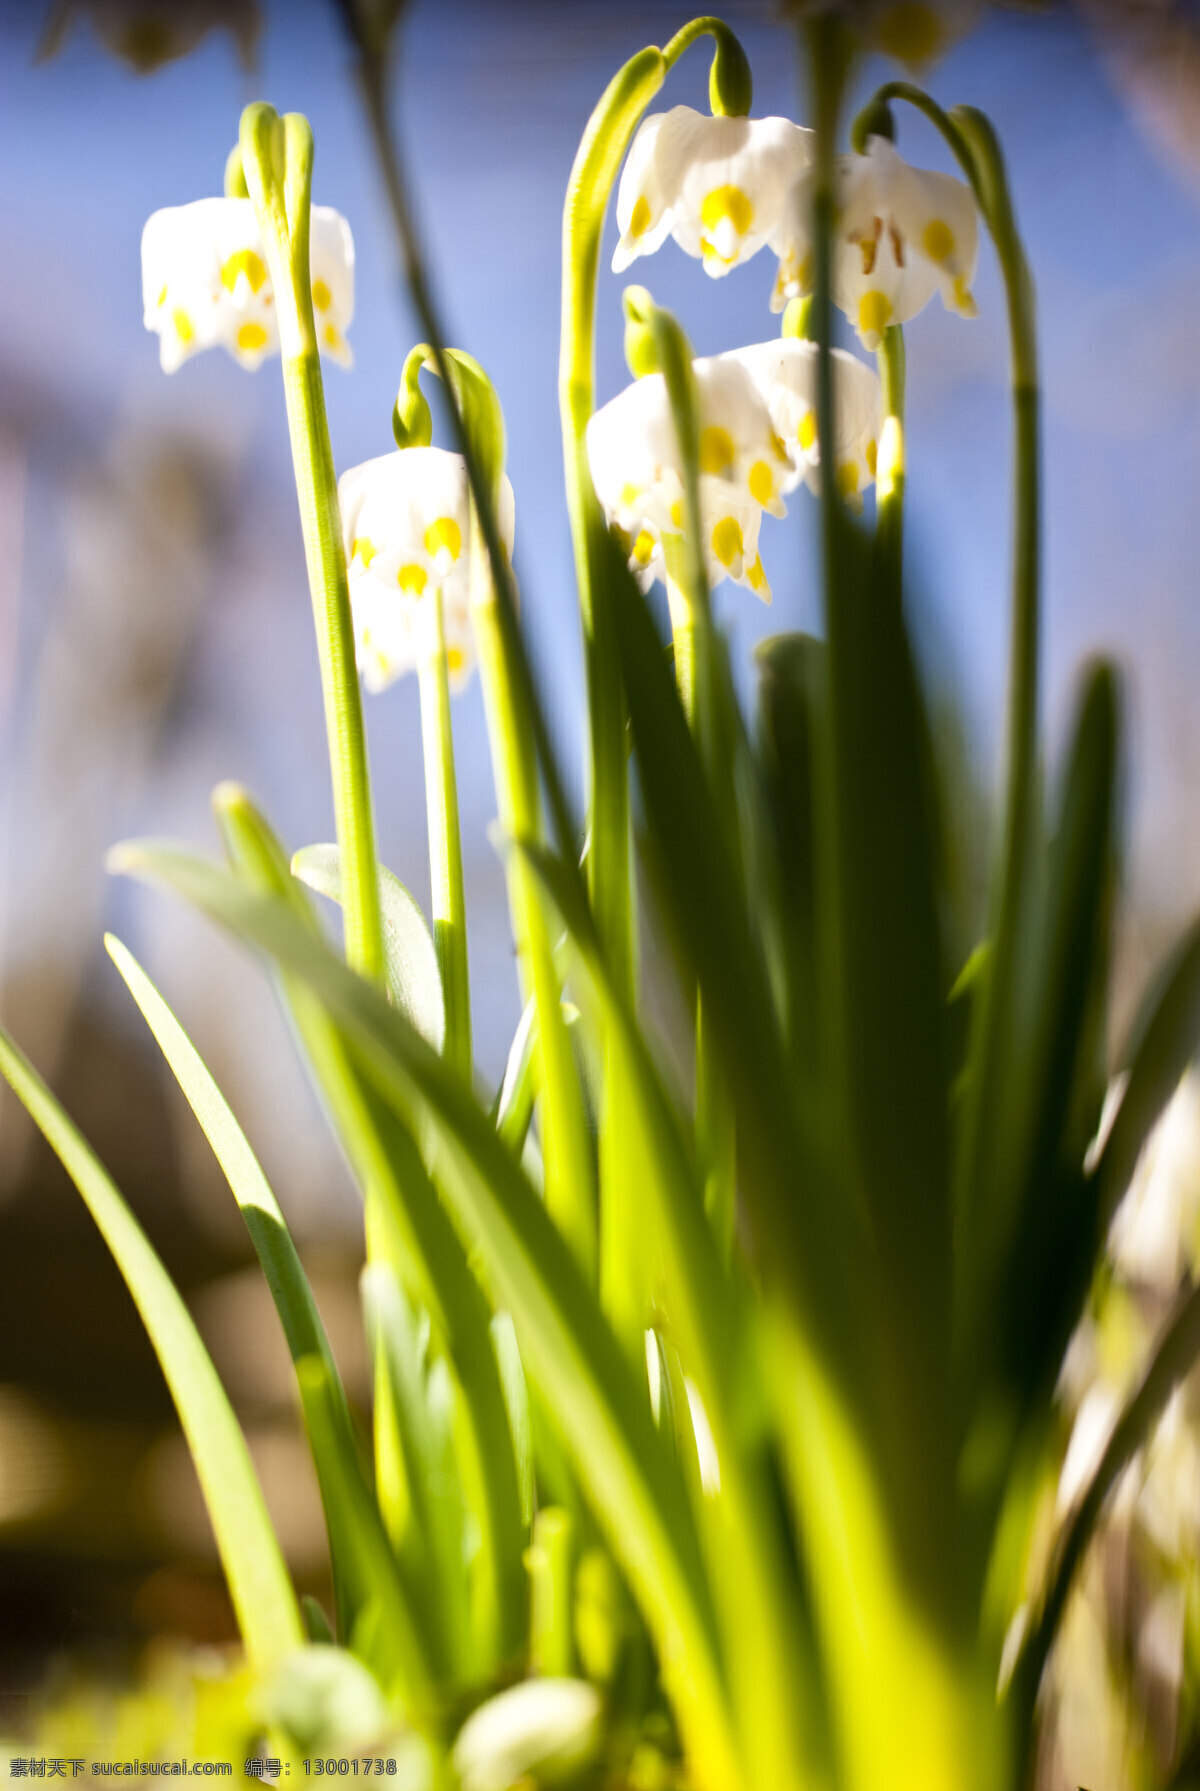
[2,0,1200,1780]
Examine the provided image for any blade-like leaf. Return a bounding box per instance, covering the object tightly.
[292,844,445,1052]
[110,838,741,1791]
[294,1353,438,1720]
[103,931,363,1641]
[361,1264,471,1673]
[224,793,524,1680]
[514,835,822,1791]
[493,997,537,1156]
[0,1022,303,1677]
[604,533,867,1399]
[963,665,1118,1412]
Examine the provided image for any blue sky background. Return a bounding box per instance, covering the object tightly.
[2,0,1199,1112]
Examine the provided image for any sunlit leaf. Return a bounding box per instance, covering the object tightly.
[0,1023,303,1678]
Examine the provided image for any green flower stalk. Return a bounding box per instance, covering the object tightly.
[238,103,385,986]
[560,16,753,1003]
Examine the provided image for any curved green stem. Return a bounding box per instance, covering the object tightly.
[239,105,384,986]
[560,18,752,1001]
[418,588,471,1083]
[346,35,578,872]
[469,506,597,1280]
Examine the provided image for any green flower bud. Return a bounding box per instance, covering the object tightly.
[393,345,434,449]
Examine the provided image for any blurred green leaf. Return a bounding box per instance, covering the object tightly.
[604,533,867,1401]
[361,1265,472,1672]
[0,1022,303,1678]
[292,844,445,1052]
[110,836,740,1786]
[104,932,360,1641]
[222,793,524,1682]
[492,997,537,1157]
[295,1354,439,1718]
[967,665,1118,1412]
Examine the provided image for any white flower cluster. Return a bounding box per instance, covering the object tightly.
[774,134,979,348]
[338,448,515,694]
[142,197,354,373]
[615,107,979,350]
[587,103,980,600]
[588,340,882,601]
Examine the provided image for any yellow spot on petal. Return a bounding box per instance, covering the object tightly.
[424,516,462,564]
[798,411,817,452]
[156,284,168,308]
[669,500,684,529]
[311,278,332,311]
[633,529,656,567]
[324,323,341,350]
[711,515,744,569]
[352,536,377,569]
[630,195,653,239]
[700,185,753,238]
[952,274,978,317]
[748,461,774,506]
[237,321,268,352]
[837,463,860,499]
[173,309,195,344]
[923,219,955,263]
[699,425,736,476]
[747,555,769,595]
[447,646,465,674]
[866,438,878,476]
[858,289,893,341]
[621,482,641,508]
[398,563,428,594]
[221,248,268,294]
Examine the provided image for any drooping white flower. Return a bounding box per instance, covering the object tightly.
[142,197,354,374]
[613,105,814,281]
[726,337,882,507]
[337,446,515,694]
[587,355,795,602]
[773,134,979,350]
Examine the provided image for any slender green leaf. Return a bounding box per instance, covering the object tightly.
[222,792,524,1681]
[110,837,741,1791]
[490,1310,534,1528]
[292,844,445,1052]
[361,1264,471,1672]
[294,1354,438,1721]
[0,1022,303,1677]
[605,534,867,1397]
[965,665,1118,1410]
[104,930,361,1639]
[493,998,537,1157]
[514,834,822,1791]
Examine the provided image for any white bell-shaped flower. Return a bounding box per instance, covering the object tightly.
[773,134,978,350]
[613,105,814,281]
[338,446,516,694]
[726,337,882,507]
[587,355,795,602]
[142,197,354,374]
